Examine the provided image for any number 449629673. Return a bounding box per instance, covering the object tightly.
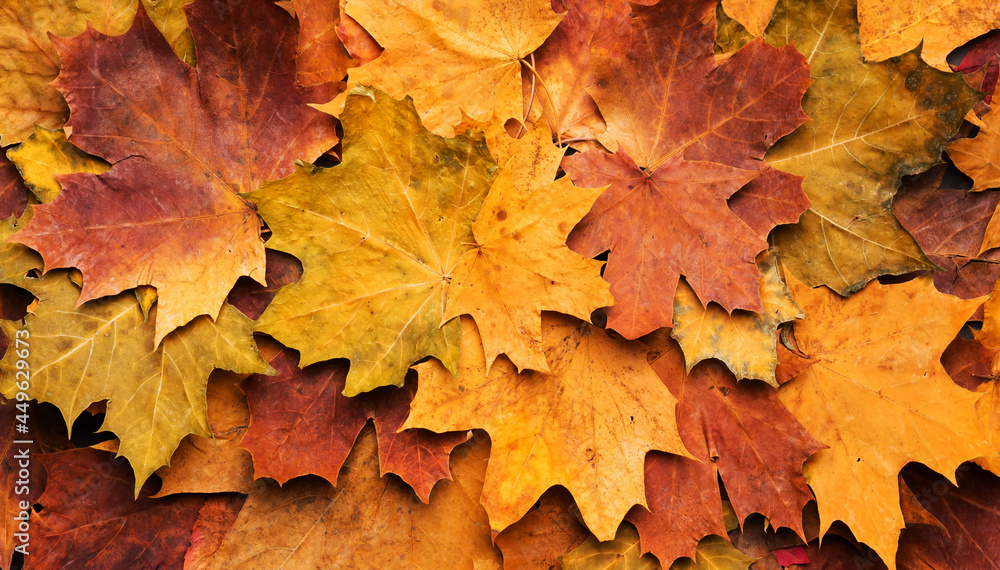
[13,330,30,425]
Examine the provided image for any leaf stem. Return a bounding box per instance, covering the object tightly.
[519,55,562,144]
[515,54,537,139]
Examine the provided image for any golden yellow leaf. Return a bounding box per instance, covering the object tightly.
[721,0,778,36]
[949,109,1000,196]
[0,263,273,495]
[560,523,660,570]
[201,426,503,569]
[254,88,614,393]
[5,126,109,203]
[670,535,755,570]
[779,272,990,568]
[671,252,802,385]
[0,0,193,145]
[251,87,494,395]
[404,315,691,540]
[857,0,1000,71]
[0,213,41,288]
[764,0,978,294]
[322,0,563,136]
[445,145,613,372]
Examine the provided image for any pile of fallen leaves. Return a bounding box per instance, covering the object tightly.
[2,0,1000,567]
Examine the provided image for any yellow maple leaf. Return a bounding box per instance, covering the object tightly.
[764,0,978,295]
[320,0,563,136]
[253,87,611,392]
[5,126,109,204]
[671,251,802,385]
[445,134,613,372]
[404,315,691,540]
[857,0,1000,71]
[779,271,990,568]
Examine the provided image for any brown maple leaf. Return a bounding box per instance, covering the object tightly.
[11,0,339,343]
[893,164,1000,304]
[203,426,504,568]
[494,488,590,569]
[563,0,811,338]
[240,345,469,503]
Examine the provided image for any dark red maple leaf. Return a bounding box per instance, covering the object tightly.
[0,155,26,220]
[626,332,821,566]
[563,0,811,338]
[896,463,1000,569]
[240,346,469,502]
[227,249,303,321]
[32,448,208,568]
[955,30,1000,104]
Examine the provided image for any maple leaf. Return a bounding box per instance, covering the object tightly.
[444,151,613,372]
[0,0,194,145]
[251,87,494,394]
[672,535,756,570]
[152,371,256,496]
[857,0,1000,72]
[518,0,634,143]
[559,523,659,569]
[226,249,303,321]
[31,447,209,568]
[763,0,979,295]
[950,109,1000,195]
[11,0,339,344]
[404,315,690,540]
[0,260,273,494]
[626,331,821,567]
[280,0,379,88]
[183,494,247,570]
[202,426,503,568]
[6,126,109,204]
[893,164,1000,303]
[0,154,26,220]
[671,251,803,385]
[954,30,1000,105]
[721,0,778,36]
[254,88,609,391]
[779,272,991,568]
[897,463,1000,568]
[240,344,469,502]
[322,0,563,136]
[563,0,811,338]
[494,488,590,569]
